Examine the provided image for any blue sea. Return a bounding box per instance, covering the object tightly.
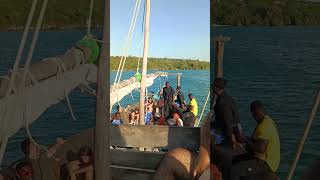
[212,26,320,179]
[0,30,210,168]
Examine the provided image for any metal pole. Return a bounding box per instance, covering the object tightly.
[94,0,109,179]
[139,0,150,125]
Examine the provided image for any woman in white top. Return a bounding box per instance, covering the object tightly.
[173,112,183,127]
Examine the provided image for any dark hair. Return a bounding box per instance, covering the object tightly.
[21,138,31,155]
[188,93,193,97]
[214,78,226,89]
[177,86,181,90]
[78,145,93,164]
[16,160,32,171]
[116,105,120,110]
[302,159,320,180]
[250,100,264,112]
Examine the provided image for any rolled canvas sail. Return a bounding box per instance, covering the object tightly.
[110,72,167,108]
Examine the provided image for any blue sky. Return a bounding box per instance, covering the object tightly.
[111,0,210,61]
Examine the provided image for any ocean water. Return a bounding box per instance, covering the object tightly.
[211,26,320,179]
[0,30,210,167]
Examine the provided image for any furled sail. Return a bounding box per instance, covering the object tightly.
[0,38,99,161]
[110,72,167,108]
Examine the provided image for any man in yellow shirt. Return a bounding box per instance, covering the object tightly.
[230,100,280,180]
[188,93,198,117]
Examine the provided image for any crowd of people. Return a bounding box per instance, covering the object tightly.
[210,78,281,180]
[0,138,94,180]
[110,81,199,127]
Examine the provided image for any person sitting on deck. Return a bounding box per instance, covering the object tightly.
[17,137,63,180]
[66,146,93,180]
[129,108,139,125]
[145,97,154,125]
[230,100,280,180]
[172,111,183,127]
[181,106,196,127]
[111,112,124,125]
[0,160,33,180]
[188,93,198,117]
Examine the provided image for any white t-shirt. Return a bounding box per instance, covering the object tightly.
[176,118,184,127]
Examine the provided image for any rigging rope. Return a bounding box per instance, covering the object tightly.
[117,0,142,84]
[87,0,94,35]
[0,0,39,165]
[19,0,50,157]
[195,90,210,127]
[113,0,141,84]
[136,0,146,73]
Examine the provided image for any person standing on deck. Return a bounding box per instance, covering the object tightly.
[230,100,280,180]
[211,78,243,180]
[176,86,186,109]
[162,82,175,119]
[188,93,198,117]
[212,78,242,146]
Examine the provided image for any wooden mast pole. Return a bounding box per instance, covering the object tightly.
[214,35,231,78]
[286,89,320,180]
[94,0,109,179]
[177,73,181,87]
[139,0,150,125]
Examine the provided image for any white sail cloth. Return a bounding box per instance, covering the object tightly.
[110,73,161,108]
[0,64,97,148]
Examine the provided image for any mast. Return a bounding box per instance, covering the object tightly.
[94,0,109,179]
[139,0,150,125]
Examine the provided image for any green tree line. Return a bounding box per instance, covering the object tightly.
[110,56,210,71]
[0,0,103,31]
[211,0,320,26]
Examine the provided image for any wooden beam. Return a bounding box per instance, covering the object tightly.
[94,0,110,179]
[176,73,181,87]
[214,35,231,42]
[214,35,230,78]
[54,126,200,159]
[110,125,200,150]
[139,0,151,125]
[111,168,153,180]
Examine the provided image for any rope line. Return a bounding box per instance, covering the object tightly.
[113,0,141,84]
[0,0,39,165]
[117,0,142,84]
[196,90,210,127]
[87,0,94,35]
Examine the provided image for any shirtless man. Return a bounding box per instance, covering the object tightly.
[153,111,211,180]
[129,108,140,125]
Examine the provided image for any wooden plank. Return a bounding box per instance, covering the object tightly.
[111,149,164,170]
[54,125,200,160]
[214,35,231,42]
[110,125,200,151]
[111,168,153,180]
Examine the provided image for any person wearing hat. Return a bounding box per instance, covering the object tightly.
[176,86,186,109]
[211,78,243,180]
[188,93,198,117]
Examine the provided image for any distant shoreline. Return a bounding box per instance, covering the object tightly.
[0,25,103,32]
[110,56,210,71]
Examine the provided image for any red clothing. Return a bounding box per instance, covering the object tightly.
[210,164,222,180]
